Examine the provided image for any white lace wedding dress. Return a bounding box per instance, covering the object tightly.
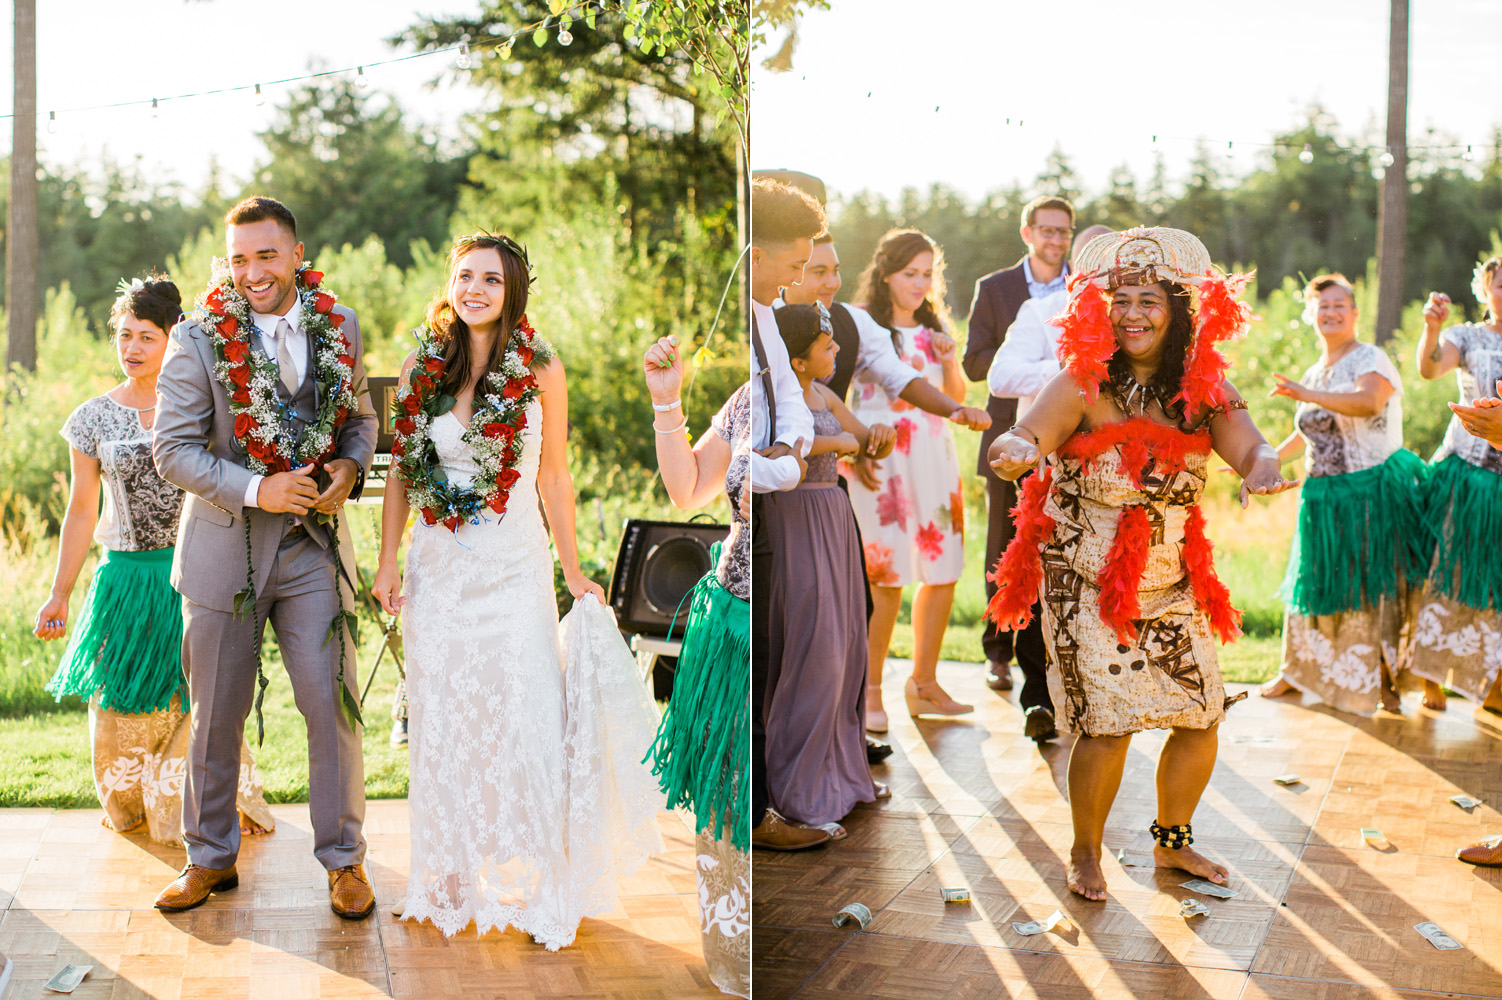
[401,400,665,949]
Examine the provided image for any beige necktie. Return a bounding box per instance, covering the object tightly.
[274,318,299,395]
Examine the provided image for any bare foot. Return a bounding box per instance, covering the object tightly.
[1154,844,1229,883]
[1379,687,1402,713]
[1483,679,1502,716]
[1067,849,1107,901]
[100,814,144,833]
[1260,675,1295,698]
[239,810,273,836]
[1423,681,1446,712]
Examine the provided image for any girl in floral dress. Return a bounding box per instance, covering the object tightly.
[848,229,974,727]
[34,277,274,846]
[1259,274,1427,716]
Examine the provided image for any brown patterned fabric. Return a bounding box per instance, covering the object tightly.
[90,694,274,846]
[696,828,749,998]
[1038,445,1228,737]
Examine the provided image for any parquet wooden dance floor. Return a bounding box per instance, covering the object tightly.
[0,800,722,999]
[754,659,1502,1000]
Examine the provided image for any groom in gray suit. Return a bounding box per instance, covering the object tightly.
[152,197,379,918]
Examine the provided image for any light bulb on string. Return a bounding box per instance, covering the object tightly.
[558,27,573,45]
[151,98,159,119]
[46,111,55,135]
[1378,149,1395,168]
[1226,140,1234,159]
[457,41,471,69]
[1299,143,1314,164]
[1462,144,1475,162]
[255,84,265,107]
[355,66,369,90]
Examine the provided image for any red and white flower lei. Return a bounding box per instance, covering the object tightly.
[392,318,553,533]
[195,262,360,473]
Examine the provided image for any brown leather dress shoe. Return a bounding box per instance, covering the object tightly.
[751,808,832,852]
[1457,834,1502,867]
[328,863,376,919]
[986,661,1014,691]
[155,864,238,912]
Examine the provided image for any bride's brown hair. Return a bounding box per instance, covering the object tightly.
[429,234,534,397]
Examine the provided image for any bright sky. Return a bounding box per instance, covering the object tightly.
[0,0,489,193]
[751,0,1502,204]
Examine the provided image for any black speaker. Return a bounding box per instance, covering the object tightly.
[609,517,728,637]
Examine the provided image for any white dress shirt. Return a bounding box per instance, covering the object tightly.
[988,289,1067,415]
[243,298,306,509]
[749,298,813,493]
[770,297,922,400]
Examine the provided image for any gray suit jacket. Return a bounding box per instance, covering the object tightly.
[154,304,378,612]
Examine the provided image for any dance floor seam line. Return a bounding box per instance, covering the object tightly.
[753,668,1502,1000]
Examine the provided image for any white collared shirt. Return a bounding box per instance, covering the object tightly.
[243,297,305,509]
[1021,257,1069,300]
[988,289,1068,414]
[749,297,814,493]
[771,296,922,400]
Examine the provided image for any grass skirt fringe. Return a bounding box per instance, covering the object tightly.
[46,547,187,715]
[643,566,750,852]
[1422,452,1502,610]
[1279,449,1429,617]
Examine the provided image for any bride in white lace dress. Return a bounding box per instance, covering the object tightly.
[373,234,664,950]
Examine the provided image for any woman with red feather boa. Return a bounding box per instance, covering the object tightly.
[985,227,1297,902]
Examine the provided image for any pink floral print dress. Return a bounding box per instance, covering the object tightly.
[846,318,965,588]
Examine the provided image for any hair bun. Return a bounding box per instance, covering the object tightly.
[143,279,182,308]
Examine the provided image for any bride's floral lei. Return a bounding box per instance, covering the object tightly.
[196,262,360,472]
[392,318,553,533]
[193,262,365,741]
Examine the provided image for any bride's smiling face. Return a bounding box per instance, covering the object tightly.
[448,247,508,329]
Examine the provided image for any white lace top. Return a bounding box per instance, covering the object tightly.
[1438,322,1502,473]
[60,394,183,551]
[1294,342,1404,477]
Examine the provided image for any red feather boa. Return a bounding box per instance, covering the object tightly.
[1183,504,1243,643]
[1175,272,1254,414]
[984,466,1056,631]
[1053,278,1114,404]
[1096,506,1152,645]
[1059,417,1212,488]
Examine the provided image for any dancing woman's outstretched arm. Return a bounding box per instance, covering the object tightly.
[645,335,733,510]
[535,357,606,601]
[373,353,418,617]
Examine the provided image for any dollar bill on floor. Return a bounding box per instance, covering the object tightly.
[43,964,92,994]
[939,887,971,903]
[1179,898,1210,918]
[1115,848,1153,867]
[1360,827,1384,842]
[1180,879,1237,899]
[1012,908,1066,936]
[1414,922,1463,950]
[831,902,872,929]
[1450,794,1482,810]
[1272,774,1302,786]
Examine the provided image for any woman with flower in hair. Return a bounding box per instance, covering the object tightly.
[34,276,275,846]
[1408,255,1502,714]
[986,228,1297,901]
[372,234,664,948]
[1258,273,1427,716]
[847,229,978,729]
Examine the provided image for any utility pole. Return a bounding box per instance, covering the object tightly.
[6,0,38,372]
[1374,0,1408,345]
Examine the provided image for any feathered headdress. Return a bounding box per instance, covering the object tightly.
[1051,226,1253,413]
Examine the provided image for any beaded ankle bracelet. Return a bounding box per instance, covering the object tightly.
[1150,821,1193,849]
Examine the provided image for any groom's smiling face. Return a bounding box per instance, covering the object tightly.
[227,218,304,316]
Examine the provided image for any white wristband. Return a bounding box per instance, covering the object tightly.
[651,399,682,412]
[654,417,689,435]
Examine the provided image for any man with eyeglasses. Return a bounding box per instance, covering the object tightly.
[963,195,1075,742]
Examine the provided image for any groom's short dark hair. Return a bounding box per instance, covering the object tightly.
[225,196,297,238]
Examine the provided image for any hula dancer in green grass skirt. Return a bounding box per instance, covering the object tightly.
[1259,274,1428,716]
[1408,257,1502,712]
[32,276,274,846]
[640,336,749,998]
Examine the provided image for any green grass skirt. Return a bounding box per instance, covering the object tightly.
[46,546,188,715]
[1422,452,1502,610]
[643,568,750,853]
[1279,448,1429,617]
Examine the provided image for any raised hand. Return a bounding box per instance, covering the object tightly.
[988,431,1040,480]
[948,405,992,430]
[930,330,957,364]
[1423,292,1451,334]
[643,335,684,403]
[1239,457,1300,508]
[1270,373,1311,403]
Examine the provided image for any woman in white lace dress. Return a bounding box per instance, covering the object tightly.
[373,234,664,949]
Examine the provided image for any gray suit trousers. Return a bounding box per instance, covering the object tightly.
[181,522,365,871]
